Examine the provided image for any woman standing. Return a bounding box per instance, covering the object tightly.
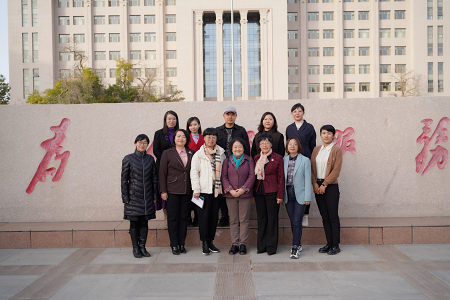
[283,137,313,259]
[311,125,343,255]
[190,128,226,255]
[186,117,204,153]
[153,110,179,228]
[221,138,255,255]
[251,112,285,158]
[254,133,285,255]
[121,134,157,258]
[159,129,194,255]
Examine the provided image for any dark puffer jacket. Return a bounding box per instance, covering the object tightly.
[121,150,157,218]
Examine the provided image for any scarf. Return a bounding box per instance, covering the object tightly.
[232,154,244,169]
[168,128,175,143]
[204,146,222,197]
[255,149,272,180]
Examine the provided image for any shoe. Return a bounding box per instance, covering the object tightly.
[257,249,266,254]
[129,228,142,258]
[319,245,332,253]
[218,217,230,227]
[239,244,247,255]
[267,251,276,256]
[229,245,239,255]
[327,246,341,255]
[298,245,303,252]
[187,217,194,227]
[172,246,180,255]
[138,228,151,257]
[208,241,220,253]
[202,241,211,255]
[179,245,187,254]
[302,215,309,227]
[290,246,300,259]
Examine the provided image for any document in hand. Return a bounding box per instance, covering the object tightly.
[191,195,204,208]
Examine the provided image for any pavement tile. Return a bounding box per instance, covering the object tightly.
[310,245,380,262]
[396,270,450,296]
[90,247,160,265]
[0,249,77,266]
[0,275,41,300]
[431,270,450,285]
[153,246,219,264]
[394,244,450,261]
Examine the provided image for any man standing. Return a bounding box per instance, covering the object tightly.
[216,107,250,226]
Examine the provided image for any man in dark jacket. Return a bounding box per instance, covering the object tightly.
[216,107,250,226]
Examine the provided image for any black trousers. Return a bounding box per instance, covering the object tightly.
[129,216,148,230]
[315,183,340,247]
[167,193,191,247]
[196,193,220,242]
[255,193,280,254]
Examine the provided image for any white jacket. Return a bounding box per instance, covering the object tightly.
[190,144,226,194]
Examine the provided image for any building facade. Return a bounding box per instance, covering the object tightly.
[8,0,449,104]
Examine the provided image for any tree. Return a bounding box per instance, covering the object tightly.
[0,74,11,105]
[389,69,421,97]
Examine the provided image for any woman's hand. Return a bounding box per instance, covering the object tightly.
[305,201,311,205]
[193,193,201,199]
[276,198,283,204]
[161,192,168,201]
[230,190,239,198]
[236,188,245,197]
[318,185,327,194]
[313,183,320,194]
[125,201,129,204]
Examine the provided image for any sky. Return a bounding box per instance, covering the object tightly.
[0,0,9,83]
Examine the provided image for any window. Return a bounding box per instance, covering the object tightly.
[380,82,391,91]
[74,34,85,43]
[344,47,355,56]
[33,69,39,92]
[380,10,390,20]
[427,0,433,20]
[146,68,157,77]
[323,65,334,74]
[288,84,299,93]
[359,0,368,2]
[166,50,176,59]
[359,82,370,92]
[93,0,105,7]
[323,47,334,56]
[323,12,334,21]
[109,33,120,42]
[395,46,405,55]
[428,26,433,56]
[59,16,70,25]
[31,0,37,27]
[166,67,177,77]
[437,0,443,19]
[359,47,370,56]
[288,31,298,40]
[110,69,116,78]
[109,0,119,6]
[324,83,335,92]
[73,0,84,7]
[165,14,176,23]
[94,33,105,43]
[74,51,85,61]
[130,50,141,60]
[308,30,319,39]
[94,16,105,25]
[393,82,403,92]
[22,33,28,63]
[394,10,405,19]
[144,15,156,24]
[145,32,156,42]
[95,51,106,60]
[359,11,369,20]
[144,0,155,5]
[130,33,141,42]
[428,62,434,92]
[308,83,320,93]
[395,64,406,73]
[344,83,355,92]
[344,65,355,74]
[395,28,406,38]
[308,12,319,21]
[308,47,319,57]
[323,29,334,39]
[380,64,391,73]
[344,0,354,2]
[109,51,120,60]
[359,64,370,74]
[58,0,69,7]
[32,33,38,63]
[380,28,391,38]
[380,46,391,56]
[343,29,354,38]
[145,50,156,60]
[343,11,354,20]
[438,26,443,56]
[166,32,176,41]
[322,0,333,3]
[288,48,298,57]
[165,0,176,5]
[289,65,299,75]
[129,15,141,24]
[359,29,369,38]
[288,0,298,3]
[438,62,443,92]
[59,52,70,61]
[23,69,29,98]
[95,69,106,78]
[287,13,298,22]
[129,0,140,5]
[73,16,84,25]
[308,0,318,2]
[22,0,28,27]
[308,65,319,75]
[59,69,71,79]
[132,68,141,78]
[59,34,70,43]
[109,15,120,24]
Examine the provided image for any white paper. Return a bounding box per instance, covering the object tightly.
[191,195,204,208]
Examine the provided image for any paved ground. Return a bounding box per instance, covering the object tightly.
[0,244,449,300]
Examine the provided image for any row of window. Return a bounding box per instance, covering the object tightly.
[22,0,37,27]
[58,14,176,25]
[287,10,406,22]
[288,0,405,3]
[59,32,176,44]
[57,0,175,8]
[287,46,406,57]
[58,67,176,80]
[427,26,444,56]
[427,0,444,20]
[287,64,407,76]
[428,62,444,93]
[58,50,176,61]
[22,68,39,98]
[288,28,406,40]
[288,81,416,94]
[22,33,39,63]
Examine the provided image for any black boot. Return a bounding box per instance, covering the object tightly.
[138,228,151,257]
[129,228,142,258]
[208,241,220,253]
[202,241,211,255]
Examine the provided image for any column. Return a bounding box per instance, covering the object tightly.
[120,0,128,60]
[371,0,380,97]
[299,0,308,99]
[266,10,273,100]
[259,10,268,100]
[156,0,165,95]
[194,10,204,101]
[216,11,224,101]
[334,0,343,98]
[85,0,92,68]
[240,10,248,100]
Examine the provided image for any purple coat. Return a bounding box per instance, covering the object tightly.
[221,154,256,198]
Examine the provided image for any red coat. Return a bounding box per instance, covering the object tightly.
[187,134,204,153]
[254,152,285,200]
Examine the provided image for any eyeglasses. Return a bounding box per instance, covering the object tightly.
[204,136,217,140]
[259,141,271,146]
[137,141,148,146]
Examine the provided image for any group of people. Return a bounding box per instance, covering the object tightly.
[121,103,343,259]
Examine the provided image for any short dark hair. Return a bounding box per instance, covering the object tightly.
[291,103,305,113]
[202,127,219,137]
[186,117,202,134]
[257,112,278,133]
[162,110,179,135]
[320,124,336,135]
[229,137,246,153]
[285,137,303,155]
[134,134,150,144]
[256,132,274,145]
[171,129,191,147]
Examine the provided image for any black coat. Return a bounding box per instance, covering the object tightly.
[121,149,157,217]
[216,123,250,157]
[285,121,316,159]
[251,129,285,158]
[153,128,173,173]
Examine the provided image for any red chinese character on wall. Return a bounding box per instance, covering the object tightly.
[333,127,356,156]
[26,118,71,194]
[415,117,449,175]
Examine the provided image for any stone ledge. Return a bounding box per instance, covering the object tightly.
[0,217,448,249]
